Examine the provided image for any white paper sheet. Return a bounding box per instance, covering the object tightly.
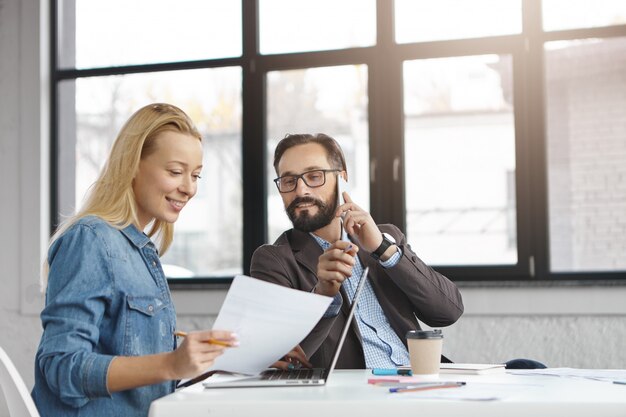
[388,382,540,401]
[507,368,626,382]
[198,275,332,376]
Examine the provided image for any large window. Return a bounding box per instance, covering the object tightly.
[403,55,516,266]
[52,1,626,283]
[545,37,626,273]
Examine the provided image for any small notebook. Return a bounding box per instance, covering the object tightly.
[439,363,506,375]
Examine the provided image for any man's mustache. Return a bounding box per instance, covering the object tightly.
[287,196,324,213]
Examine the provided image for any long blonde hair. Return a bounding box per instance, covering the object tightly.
[42,103,202,288]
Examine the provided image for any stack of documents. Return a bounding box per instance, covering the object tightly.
[439,363,506,375]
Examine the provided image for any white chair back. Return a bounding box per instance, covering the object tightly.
[0,347,40,417]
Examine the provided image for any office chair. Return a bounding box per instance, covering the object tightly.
[0,347,40,417]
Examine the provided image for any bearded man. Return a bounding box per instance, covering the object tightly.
[250,133,464,369]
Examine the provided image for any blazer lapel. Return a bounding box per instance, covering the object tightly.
[288,228,323,277]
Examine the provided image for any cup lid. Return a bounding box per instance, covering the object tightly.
[406,329,443,339]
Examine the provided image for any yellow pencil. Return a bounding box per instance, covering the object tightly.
[174,331,232,347]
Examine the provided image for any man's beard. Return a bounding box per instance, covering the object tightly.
[286,192,338,233]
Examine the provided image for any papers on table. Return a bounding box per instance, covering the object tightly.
[440,363,506,375]
[369,373,540,401]
[181,275,332,383]
[387,382,539,401]
[507,368,626,383]
[380,367,626,401]
[397,363,506,375]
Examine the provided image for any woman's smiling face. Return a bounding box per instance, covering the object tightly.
[132,130,203,230]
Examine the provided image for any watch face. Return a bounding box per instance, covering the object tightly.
[382,232,396,244]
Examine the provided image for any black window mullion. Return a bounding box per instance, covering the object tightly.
[241,0,266,275]
[50,0,59,234]
[512,44,533,279]
[369,0,405,228]
[523,0,550,280]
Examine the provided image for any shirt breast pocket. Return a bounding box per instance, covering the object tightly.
[124,295,170,356]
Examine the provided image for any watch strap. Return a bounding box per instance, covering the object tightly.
[371,234,393,260]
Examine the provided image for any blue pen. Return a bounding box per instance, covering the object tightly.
[372,368,413,376]
[614,380,626,385]
[372,368,397,376]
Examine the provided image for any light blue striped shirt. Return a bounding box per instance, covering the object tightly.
[311,233,410,368]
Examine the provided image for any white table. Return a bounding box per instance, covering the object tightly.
[149,369,626,417]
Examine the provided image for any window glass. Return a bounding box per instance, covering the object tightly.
[546,37,626,272]
[395,0,522,43]
[259,0,376,54]
[543,0,626,31]
[57,0,242,69]
[266,65,369,243]
[403,55,517,265]
[58,67,243,278]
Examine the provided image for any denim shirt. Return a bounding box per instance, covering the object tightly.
[32,216,177,417]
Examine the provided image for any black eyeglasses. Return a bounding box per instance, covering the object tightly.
[273,169,341,193]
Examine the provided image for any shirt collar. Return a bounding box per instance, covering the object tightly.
[120,223,153,249]
[310,227,349,250]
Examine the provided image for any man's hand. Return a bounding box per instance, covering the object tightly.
[336,192,384,253]
[271,345,312,370]
[315,240,358,296]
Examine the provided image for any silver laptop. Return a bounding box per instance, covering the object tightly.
[202,266,369,388]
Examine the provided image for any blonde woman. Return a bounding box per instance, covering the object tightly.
[32,103,238,417]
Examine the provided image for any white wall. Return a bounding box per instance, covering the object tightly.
[1,1,625,416]
[172,287,626,369]
[1,1,50,416]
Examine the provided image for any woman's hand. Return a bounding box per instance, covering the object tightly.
[106,330,238,392]
[167,330,238,380]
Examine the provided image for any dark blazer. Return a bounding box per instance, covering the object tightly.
[250,224,464,369]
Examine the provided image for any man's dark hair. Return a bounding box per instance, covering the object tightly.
[273,133,347,174]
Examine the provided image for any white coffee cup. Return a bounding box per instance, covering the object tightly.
[406,329,443,376]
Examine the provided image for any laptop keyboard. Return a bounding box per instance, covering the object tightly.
[260,368,324,381]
